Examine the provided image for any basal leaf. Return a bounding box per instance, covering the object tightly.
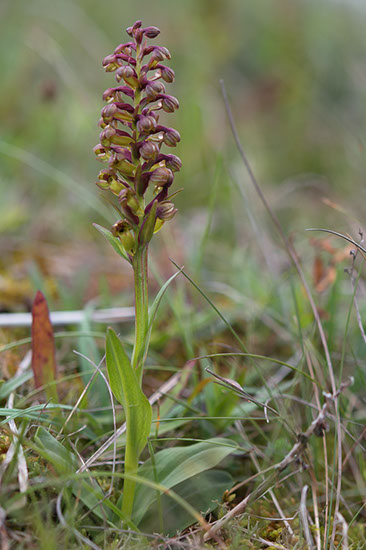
[139,469,233,535]
[133,437,236,525]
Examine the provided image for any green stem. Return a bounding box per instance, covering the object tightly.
[121,446,139,521]
[121,246,149,522]
[131,245,148,384]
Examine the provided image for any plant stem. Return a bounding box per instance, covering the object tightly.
[122,439,139,521]
[121,246,149,521]
[131,245,149,385]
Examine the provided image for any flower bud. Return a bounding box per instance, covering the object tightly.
[163,128,181,147]
[143,26,160,39]
[127,20,142,36]
[139,141,159,160]
[149,167,173,187]
[145,80,165,100]
[161,95,179,113]
[127,21,144,44]
[158,65,175,83]
[159,153,182,171]
[136,115,156,133]
[157,201,177,221]
[151,46,171,61]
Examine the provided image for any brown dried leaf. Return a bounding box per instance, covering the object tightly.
[31,291,57,394]
[313,255,325,288]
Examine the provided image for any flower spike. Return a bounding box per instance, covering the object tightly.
[94,20,181,257]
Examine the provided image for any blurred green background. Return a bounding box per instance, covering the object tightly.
[1,0,366,311]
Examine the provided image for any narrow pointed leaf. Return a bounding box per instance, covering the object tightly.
[31,291,58,401]
[138,200,157,247]
[93,223,130,262]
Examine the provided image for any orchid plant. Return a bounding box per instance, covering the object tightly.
[93,20,182,521]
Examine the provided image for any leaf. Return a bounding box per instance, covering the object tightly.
[139,469,233,535]
[31,291,58,401]
[93,223,130,262]
[106,328,152,459]
[138,200,157,247]
[34,427,119,524]
[132,437,236,525]
[35,426,77,473]
[0,371,33,401]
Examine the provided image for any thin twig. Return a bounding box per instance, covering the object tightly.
[305,351,327,550]
[300,485,315,549]
[335,512,349,550]
[0,307,135,328]
[251,453,294,537]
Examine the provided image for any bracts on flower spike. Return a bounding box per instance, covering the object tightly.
[94,19,182,260]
